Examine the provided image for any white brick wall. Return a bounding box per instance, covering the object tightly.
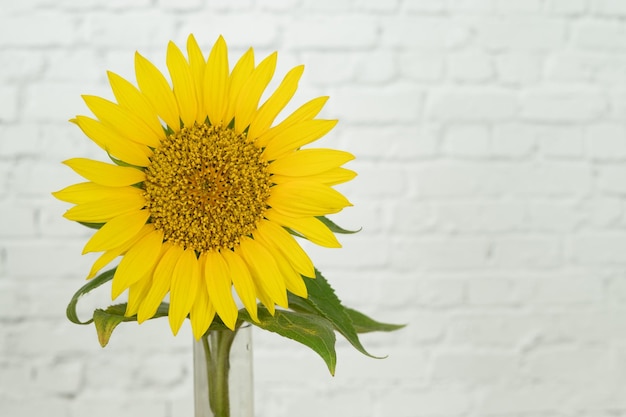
[1,1,626,416]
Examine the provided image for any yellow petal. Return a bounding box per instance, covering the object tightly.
[82,209,150,254]
[233,244,274,315]
[53,182,142,204]
[315,167,358,186]
[204,251,238,330]
[271,167,357,186]
[187,34,208,124]
[169,248,200,335]
[111,228,164,299]
[125,273,153,317]
[167,41,197,127]
[82,95,162,148]
[63,158,145,186]
[72,116,151,167]
[106,71,165,139]
[263,119,338,161]
[264,209,341,248]
[88,250,125,281]
[86,224,154,279]
[223,48,255,125]
[135,51,180,130]
[267,181,352,218]
[247,65,304,141]
[269,148,354,176]
[238,236,288,310]
[254,220,315,278]
[253,227,308,298]
[190,261,216,340]
[234,52,277,134]
[53,182,96,204]
[275,251,308,298]
[63,192,145,223]
[204,35,229,126]
[255,96,329,147]
[221,249,258,322]
[137,243,183,323]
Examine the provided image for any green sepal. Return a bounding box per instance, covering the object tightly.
[207,316,238,332]
[78,221,105,230]
[284,217,359,244]
[345,308,406,333]
[294,270,383,358]
[66,268,116,325]
[316,216,361,234]
[239,307,337,375]
[107,153,143,169]
[284,227,307,240]
[163,125,175,136]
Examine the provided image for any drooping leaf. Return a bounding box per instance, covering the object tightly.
[93,308,127,347]
[316,216,361,234]
[301,269,383,358]
[345,307,406,333]
[66,268,116,325]
[239,307,337,375]
[93,302,171,347]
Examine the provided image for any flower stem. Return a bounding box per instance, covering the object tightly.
[203,328,237,417]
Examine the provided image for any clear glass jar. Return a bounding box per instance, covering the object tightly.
[193,325,254,417]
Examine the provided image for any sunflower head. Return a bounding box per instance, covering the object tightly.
[54,35,355,340]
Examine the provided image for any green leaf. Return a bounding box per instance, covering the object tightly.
[66,268,116,325]
[300,270,383,359]
[239,307,337,375]
[345,308,406,333]
[316,216,361,234]
[287,292,317,314]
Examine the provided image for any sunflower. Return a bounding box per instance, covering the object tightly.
[53,35,355,339]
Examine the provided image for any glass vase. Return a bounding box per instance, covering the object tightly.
[193,325,254,417]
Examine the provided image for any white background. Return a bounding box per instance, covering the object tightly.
[2,0,626,416]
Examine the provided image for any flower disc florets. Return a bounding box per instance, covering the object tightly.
[144,123,271,252]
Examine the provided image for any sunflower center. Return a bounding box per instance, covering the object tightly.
[143,123,271,252]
